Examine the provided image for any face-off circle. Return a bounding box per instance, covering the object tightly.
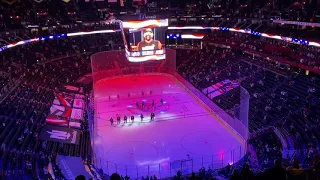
[105,141,159,166]
[180,131,233,156]
[127,101,170,115]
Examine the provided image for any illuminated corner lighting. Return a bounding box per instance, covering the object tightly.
[163,101,167,104]
[160,111,165,114]
[127,105,132,108]
[228,162,234,165]
[142,99,147,102]
[306,70,309,76]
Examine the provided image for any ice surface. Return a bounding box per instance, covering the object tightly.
[93,75,244,178]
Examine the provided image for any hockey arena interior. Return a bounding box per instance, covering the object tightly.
[0,0,320,180]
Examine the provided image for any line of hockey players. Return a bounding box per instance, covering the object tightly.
[135,98,164,108]
[109,90,154,101]
[110,112,156,125]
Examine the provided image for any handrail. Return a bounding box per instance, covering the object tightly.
[248,126,273,139]
[290,150,297,164]
[272,126,292,159]
[0,75,23,104]
[248,125,293,159]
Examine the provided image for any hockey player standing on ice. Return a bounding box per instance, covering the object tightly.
[124,115,128,123]
[110,117,114,125]
[140,113,144,122]
[117,115,121,124]
[151,112,155,121]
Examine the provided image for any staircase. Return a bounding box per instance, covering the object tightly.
[0,77,22,104]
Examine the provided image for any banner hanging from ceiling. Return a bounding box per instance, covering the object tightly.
[40,125,80,144]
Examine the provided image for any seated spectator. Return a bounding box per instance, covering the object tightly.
[286,160,305,180]
[229,169,240,180]
[266,159,286,179]
[240,164,254,180]
[189,172,196,180]
[75,175,86,180]
[110,173,121,180]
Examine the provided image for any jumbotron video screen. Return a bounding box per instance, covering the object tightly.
[121,19,168,62]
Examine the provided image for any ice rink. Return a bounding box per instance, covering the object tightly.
[93,74,244,178]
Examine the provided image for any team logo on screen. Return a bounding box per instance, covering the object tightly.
[40,125,80,144]
[141,44,156,51]
[121,19,168,62]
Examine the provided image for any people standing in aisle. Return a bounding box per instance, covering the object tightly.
[160,98,164,105]
[110,117,114,125]
[142,101,145,108]
[131,115,134,123]
[124,115,127,123]
[152,99,155,107]
[140,113,144,122]
[136,101,139,108]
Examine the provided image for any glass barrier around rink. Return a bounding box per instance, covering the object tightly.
[170,70,250,142]
[90,49,249,179]
[98,144,246,179]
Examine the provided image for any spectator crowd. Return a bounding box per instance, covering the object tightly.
[0,0,320,179]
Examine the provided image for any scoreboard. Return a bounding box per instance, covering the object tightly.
[120,19,168,62]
